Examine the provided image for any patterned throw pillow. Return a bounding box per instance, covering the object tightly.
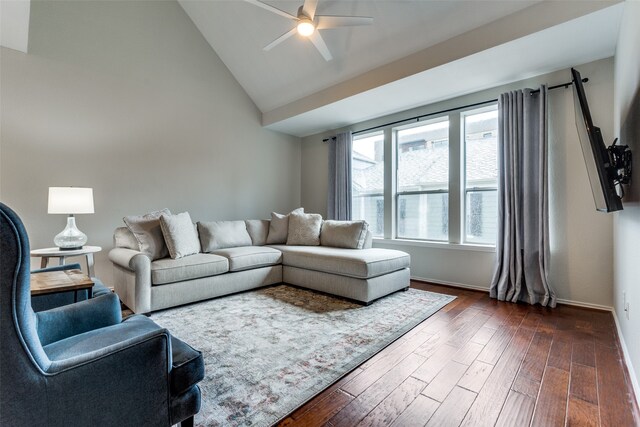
[266,208,304,244]
[287,212,323,246]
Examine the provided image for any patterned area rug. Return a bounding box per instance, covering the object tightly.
[152,285,455,427]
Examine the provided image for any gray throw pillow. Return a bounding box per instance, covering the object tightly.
[159,212,201,259]
[123,208,171,260]
[245,219,270,246]
[266,208,304,244]
[113,227,139,250]
[320,220,369,249]
[287,212,323,246]
[198,220,252,252]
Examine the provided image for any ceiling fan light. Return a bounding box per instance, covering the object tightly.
[297,20,315,37]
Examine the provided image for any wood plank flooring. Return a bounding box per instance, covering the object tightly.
[278,281,639,427]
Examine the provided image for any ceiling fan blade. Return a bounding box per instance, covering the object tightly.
[316,15,373,30]
[302,0,318,20]
[244,0,297,20]
[263,27,297,51]
[309,31,332,61]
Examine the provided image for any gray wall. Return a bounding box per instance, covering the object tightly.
[613,0,640,396]
[0,0,301,285]
[301,57,615,308]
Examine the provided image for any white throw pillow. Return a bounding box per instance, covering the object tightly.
[266,208,304,244]
[159,212,201,259]
[123,208,171,260]
[198,220,252,252]
[320,220,369,249]
[287,212,323,246]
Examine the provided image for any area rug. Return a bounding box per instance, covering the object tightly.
[151,285,455,427]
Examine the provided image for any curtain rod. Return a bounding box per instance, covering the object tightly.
[322,77,587,141]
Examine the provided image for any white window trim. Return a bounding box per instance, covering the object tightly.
[351,103,499,250]
[372,237,496,252]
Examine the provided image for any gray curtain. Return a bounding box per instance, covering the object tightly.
[327,131,353,220]
[490,86,556,307]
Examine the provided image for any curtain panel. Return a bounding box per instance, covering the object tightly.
[490,86,556,307]
[327,131,353,220]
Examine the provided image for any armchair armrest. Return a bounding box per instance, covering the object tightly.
[36,292,122,346]
[46,316,170,373]
[31,263,82,274]
[43,317,173,426]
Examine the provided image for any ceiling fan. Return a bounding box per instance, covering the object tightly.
[244,0,373,61]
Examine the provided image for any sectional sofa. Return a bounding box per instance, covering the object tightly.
[109,212,410,314]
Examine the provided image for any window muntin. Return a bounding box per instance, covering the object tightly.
[396,119,449,240]
[352,132,384,236]
[463,108,498,244]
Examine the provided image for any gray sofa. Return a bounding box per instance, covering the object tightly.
[109,219,410,314]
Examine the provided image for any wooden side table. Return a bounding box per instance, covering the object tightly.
[31,269,95,302]
[30,246,102,277]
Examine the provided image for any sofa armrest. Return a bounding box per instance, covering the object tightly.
[109,247,150,271]
[109,247,153,314]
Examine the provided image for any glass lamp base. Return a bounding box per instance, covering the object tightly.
[54,215,88,250]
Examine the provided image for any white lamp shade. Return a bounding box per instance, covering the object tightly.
[48,187,95,214]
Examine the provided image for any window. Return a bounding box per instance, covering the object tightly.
[464,108,498,244]
[396,120,449,240]
[352,132,384,236]
[349,103,498,246]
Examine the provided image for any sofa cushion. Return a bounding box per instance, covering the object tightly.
[320,220,369,249]
[123,208,171,260]
[212,246,282,272]
[245,220,270,246]
[160,212,201,259]
[266,208,303,245]
[151,254,228,285]
[198,220,252,252]
[287,212,322,246]
[271,246,410,279]
[170,335,205,396]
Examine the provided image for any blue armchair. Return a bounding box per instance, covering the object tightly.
[0,203,204,426]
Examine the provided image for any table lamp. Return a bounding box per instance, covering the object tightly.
[48,187,94,250]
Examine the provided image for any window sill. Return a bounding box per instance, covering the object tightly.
[372,238,496,253]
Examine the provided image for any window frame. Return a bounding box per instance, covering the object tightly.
[461,105,499,245]
[394,117,451,242]
[351,131,385,237]
[349,103,498,249]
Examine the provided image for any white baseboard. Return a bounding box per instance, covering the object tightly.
[411,276,489,293]
[612,310,640,408]
[411,276,613,311]
[554,298,613,311]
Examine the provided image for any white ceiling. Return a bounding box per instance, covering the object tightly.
[179,0,538,111]
[267,3,624,136]
[0,0,30,53]
[180,0,622,137]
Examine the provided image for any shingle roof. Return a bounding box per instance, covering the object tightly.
[353,136,497,195]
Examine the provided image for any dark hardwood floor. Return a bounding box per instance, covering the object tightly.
[278,281,640,427]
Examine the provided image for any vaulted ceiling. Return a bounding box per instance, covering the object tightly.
[180,0,623,137]
[2,1,623,137]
